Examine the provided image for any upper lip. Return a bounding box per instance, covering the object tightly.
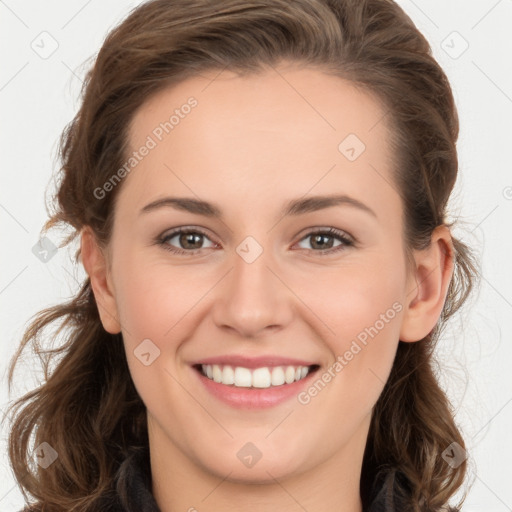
[192,355,318,369]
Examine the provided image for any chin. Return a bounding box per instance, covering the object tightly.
[194,439,312,484]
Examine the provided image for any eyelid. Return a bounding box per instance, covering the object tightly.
[160,225,213,240]
[156,225,355,255]
[157,226,218,253]
[295,226,355,244]
[291,227,355,254]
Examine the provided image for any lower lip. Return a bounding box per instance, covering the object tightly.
[193,366,318,409]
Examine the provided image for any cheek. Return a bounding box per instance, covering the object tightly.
[296,308,402,460]
[111,258,202,413]
[113,256,212,345]
[295,253,406,349]
[295,257,405,414]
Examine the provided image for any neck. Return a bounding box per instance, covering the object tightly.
[148,414,369,512]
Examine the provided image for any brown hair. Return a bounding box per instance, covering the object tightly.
[4,0,478,510]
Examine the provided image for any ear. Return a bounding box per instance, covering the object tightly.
[80,226,121,334]
[399,225,454,343]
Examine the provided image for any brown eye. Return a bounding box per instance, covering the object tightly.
[296,228,354,253]
[158,228,216,254]
[177,232,204,250]
[309,233,336,250]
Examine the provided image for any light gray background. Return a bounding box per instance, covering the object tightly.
[1,1,511,510]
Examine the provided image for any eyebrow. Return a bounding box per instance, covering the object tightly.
[139,194,377,220]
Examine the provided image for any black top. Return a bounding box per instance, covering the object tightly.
[20,445,454,511]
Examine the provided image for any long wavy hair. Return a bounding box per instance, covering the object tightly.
[5,0,478,510]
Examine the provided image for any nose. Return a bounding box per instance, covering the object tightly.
[211,238,294,339]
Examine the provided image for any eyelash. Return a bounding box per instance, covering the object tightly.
[155,226,355,256]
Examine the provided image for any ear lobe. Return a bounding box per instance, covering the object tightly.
[80,226,121,334]
[399,225,454,343]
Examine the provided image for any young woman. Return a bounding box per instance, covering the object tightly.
[5,0,477,510]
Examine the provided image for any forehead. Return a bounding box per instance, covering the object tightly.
[128,64,390,151]
[119,64,398,222]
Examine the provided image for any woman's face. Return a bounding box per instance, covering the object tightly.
[98,63,418,482]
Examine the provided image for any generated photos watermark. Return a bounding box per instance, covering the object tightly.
[297,301,403,405]
[93,96,198,200]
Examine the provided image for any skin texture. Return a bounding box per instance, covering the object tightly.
[81,61,454,512]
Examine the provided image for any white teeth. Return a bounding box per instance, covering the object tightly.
[285,366,296,384]
[200,364,312,388]
[234,366,252,387]
[252,367,271,388]
[271,366,285,386]
[212,365,222,383]
[222,365,234,385]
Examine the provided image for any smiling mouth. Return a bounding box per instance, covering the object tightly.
[193,363,320,389]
